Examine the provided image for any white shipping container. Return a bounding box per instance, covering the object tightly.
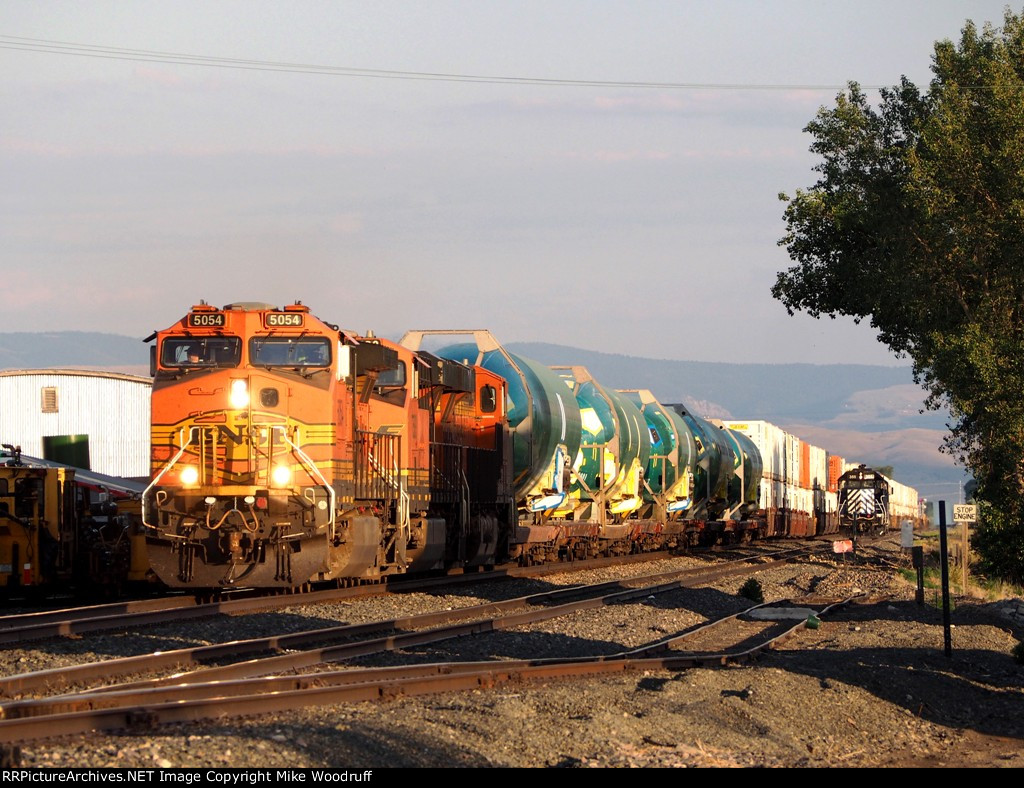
[884,476,920,521]
[790,485,814,517]
[722,421,921,523]
[759,476,785,512]
[721,421,787,483]
[808,444,828,491]
[785,433,802,487]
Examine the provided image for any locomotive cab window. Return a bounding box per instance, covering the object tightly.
[371,359,407,405]
[479,384,497,413]
[162,337,241,368]
[250,336,331,368]
[375,360,406,389]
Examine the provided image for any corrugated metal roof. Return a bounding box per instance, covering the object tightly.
[0,369,151,384]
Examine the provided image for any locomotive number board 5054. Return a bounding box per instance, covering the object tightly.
[265,312,304,327]
[188,313,226,327]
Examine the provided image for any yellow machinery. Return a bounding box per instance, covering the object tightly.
[0,445,150,594]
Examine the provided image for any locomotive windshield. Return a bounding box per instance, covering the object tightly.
[161,337,241,368]
[250,336,331,368]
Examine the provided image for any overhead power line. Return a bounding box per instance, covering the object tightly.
[0,34,888,91]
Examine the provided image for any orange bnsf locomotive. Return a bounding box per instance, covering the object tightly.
[143,302,512,588]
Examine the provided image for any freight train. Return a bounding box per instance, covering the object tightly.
[0,445,149,595]
[140,301,922,590]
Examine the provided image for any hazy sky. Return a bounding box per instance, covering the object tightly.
[2,1,1013,364]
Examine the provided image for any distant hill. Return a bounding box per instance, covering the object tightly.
[503,342,962,497]
[0,332,966,497]
[505,342,932,427]
[0,332,149,371]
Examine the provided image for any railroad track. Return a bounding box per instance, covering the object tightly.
[0,552,680,644]
[0,596,858,752]
[0,543,838,749]
[0,543,830,645]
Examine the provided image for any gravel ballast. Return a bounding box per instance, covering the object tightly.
[7,544,1024,769]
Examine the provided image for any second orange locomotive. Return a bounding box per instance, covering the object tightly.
[144,301,511,588]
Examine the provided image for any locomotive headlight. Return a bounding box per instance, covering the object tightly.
[229,379,250,409]
[272,464,292,487]
[180,466,200,486]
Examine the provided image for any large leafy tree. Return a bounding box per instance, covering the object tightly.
[774,9,1024,582]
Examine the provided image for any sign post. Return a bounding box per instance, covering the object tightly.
[911,545,925,604]
[832,539,854,565]
[952,504,977,594]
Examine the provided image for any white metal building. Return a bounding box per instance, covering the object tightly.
[0,369,151,478]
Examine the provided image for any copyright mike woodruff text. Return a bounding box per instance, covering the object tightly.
[2,772,374,783]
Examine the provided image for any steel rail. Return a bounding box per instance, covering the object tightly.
[0,551,687,643]
[0,540,822,642]
[0,595,856,745]
[0,546,820,698]
[0,595,203,630]
[0,586,381,644]
[624,596,859,658]
[77,556,796,694]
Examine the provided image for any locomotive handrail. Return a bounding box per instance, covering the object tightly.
[141,428,197,530]
[397,468,410,563]
[459,465,470,531]
[365,445,399,488]
[273,426,336,536]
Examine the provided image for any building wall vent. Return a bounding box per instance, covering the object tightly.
[41,386,58,413]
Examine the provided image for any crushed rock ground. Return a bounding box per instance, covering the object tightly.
[9,543,1024,768]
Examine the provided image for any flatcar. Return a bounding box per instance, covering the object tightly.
[836,464,891,538]
[141,301,917,590]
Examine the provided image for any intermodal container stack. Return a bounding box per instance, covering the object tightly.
[720,420,836,537]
